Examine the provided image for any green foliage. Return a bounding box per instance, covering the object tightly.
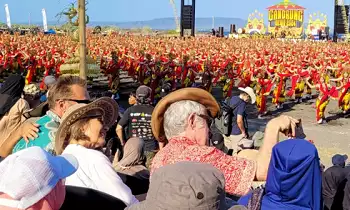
[166,30,179,35]
[141,26,152,34]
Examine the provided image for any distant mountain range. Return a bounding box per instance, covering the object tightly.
[25,17,246,31]
[85,17,247,31]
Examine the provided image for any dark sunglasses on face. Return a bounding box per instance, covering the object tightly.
[58,99,91,104]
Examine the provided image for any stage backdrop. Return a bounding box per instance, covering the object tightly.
[267,0,305,38]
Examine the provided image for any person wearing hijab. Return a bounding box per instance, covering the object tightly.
[322,154,349,210]
[238,139,322,210]
[0,75,29,147]
[113,137,150,195]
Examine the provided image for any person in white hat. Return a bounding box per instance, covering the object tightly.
[0,146,78,210]
[224,87,256,155]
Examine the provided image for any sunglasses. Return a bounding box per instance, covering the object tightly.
[59,99,91,104]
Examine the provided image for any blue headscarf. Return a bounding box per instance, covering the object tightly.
[239,139,322,210]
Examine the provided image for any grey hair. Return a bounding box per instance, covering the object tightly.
[163,100,206,139]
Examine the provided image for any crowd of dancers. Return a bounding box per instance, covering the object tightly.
[0,31,350,124]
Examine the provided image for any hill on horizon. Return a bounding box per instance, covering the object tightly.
[39,17,247,31]
[90,17,247,31]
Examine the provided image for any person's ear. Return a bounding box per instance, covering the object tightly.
[187,113,196,130]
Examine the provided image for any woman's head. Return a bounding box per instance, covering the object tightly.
[62,112,106,151]
[264,139,321,209]
[128,92,137,105]
[55,97,119,155]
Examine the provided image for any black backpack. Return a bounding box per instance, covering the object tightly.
[214,98,242,137]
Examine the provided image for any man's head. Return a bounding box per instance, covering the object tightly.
[43,76,57,90]
[136,85,152,105]
[47,76,89,118]
[164,100,210,146]
[238,87,256,104]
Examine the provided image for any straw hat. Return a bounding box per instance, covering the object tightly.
[151,88,220,142]
[55,97,118,154]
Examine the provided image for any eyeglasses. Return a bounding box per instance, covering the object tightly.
[196,113,213,127]
[58,99,91,104]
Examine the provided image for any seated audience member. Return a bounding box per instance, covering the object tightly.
[151,88,300,196]
[0,75,29,149]
[0,146,78,210]
[323,154,349,210]
[343,173,350,210]
[61,186,126,210]
[0,76,89,157]
[126,162,237,210]
[116,86,158,168]
[113,137,150,195]
[40,76,57,103]
[54,97,139,206]
[23,84,41,108]
[238,139,322,210]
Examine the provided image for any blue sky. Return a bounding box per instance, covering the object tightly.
[0,0,345,27]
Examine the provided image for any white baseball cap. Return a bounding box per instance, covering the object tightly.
[0,147,78,209]
[238,87,256,104]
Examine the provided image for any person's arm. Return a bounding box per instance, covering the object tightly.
[116,124,125,146]
[255,115,299,181]
[305,78,316,89]
[237,115,247,137]
[0,122,39,157]
[116,108,130,146]
[235,103,247,137]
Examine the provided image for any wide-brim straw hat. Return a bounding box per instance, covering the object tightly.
[55,97,118,154]
[151,88,220,142]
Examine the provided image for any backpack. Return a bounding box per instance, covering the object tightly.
[214,98,242,137]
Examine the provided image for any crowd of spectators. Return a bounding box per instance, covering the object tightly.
[0,75,349,210]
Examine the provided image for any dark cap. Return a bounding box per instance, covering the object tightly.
[136,85,152,100]
[332,154,348,166]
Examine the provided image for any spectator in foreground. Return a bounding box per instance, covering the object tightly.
[238,139,322,210]
[323,154,349,210]
[0,146,78,210]
[113,137,150,195]
[150,88,300,196]
[54,97,138,206]
[116,85,158,168]
[0,75,29,151]
[126,162,235,210]
[0,76,89,157]
[343,173,350,210]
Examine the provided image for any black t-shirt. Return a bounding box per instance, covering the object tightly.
[118,104,158,151]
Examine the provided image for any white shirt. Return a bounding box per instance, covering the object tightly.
[63,144,139,206]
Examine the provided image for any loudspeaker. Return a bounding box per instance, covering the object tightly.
[180,0,196,37]
[334,5,350,34]
[219,27,224,37]
[230,24,236,34]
